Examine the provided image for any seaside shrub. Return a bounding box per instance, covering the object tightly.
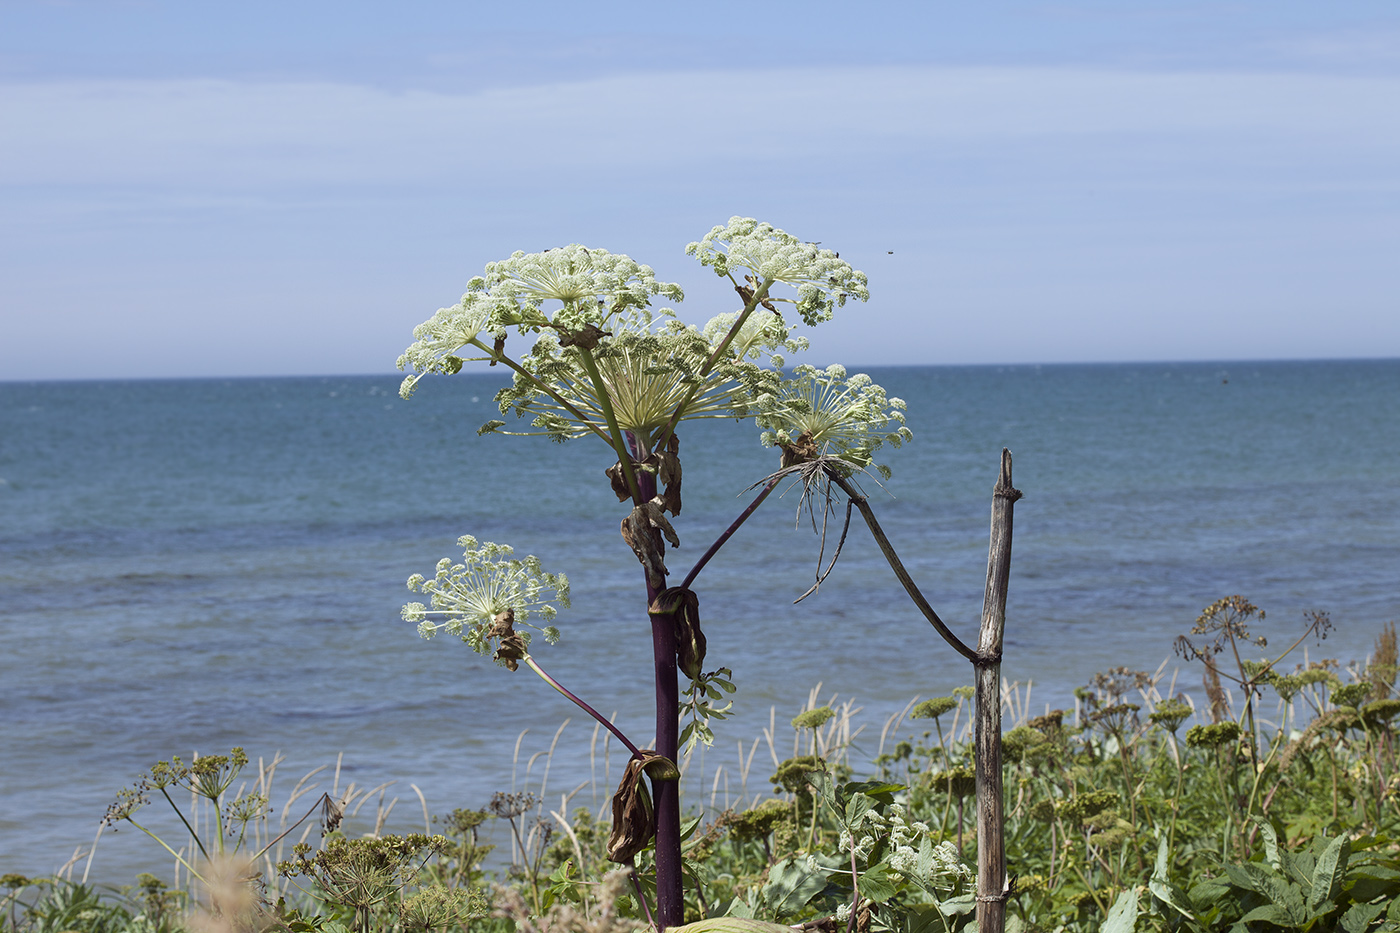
[13,605,1400,931]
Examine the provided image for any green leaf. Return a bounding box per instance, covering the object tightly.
[1150,837,1195,919]
[761,856,828,917]
[903,904,947,933]
[1102,888,1139,933]
[1347,865,1400,903]
[1255,816,1283,872]
[1187,879,1231,910]
[1340,901,1386,933]
[1308,835,1351,912]
[859,861,899,904]
[937,893,977,918]
[1240,904,1293,926]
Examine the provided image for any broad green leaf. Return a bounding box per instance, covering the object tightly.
[1340,901,1386,933]
[858,860,899,904]
[1240,904,1293,926]
[1150,837,1195,919]
[1223,863,1261,894]
[937,893,977,918]
[1187,879,1230,909]
[903,904,947,933]
[845,793,877,829]
[1347,865,1400,903]
[1254,816,1283,871]
[761,856,829,917]
[1308,835,1351,912]
[1102,887,1139,933]
[845,780,905,799]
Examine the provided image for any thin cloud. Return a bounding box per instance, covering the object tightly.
[3,65,1398,189]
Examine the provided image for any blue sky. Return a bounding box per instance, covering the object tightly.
[2,1,1398,379]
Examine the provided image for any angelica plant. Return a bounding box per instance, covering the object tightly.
[397,217,912,928]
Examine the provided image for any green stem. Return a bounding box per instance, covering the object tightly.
[653,276,774,454]
[574,346,642,502]
[124,818,208,884]
[476,338,614,445]
[1167,732,1185,855]
[159,786,210,862]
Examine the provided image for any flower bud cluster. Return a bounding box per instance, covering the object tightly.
[404,536,568,660]
[686,217,869,325]
[755,363,913,478]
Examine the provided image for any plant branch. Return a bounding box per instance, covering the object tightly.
[159,786,211,862]
[574,346,642,502]
[680,477,780,590]
[653,276,774,453]
[827,470,978,663]
[482,340,613,445]
[123,818,207,884]
[523,655,643,758]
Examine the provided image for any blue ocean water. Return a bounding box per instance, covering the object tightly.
[1,360,1397,881]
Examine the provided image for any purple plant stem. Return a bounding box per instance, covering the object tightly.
[523,656,642,757]
[630,431,684,928]
[680,477,779,590]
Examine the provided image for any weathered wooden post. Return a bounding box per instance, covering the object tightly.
[974,449,1021,933]
[832,448,1021,932]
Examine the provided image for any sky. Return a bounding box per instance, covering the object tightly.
[2,1,1399,380]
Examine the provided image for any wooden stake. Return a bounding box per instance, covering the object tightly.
[975,449,1021,933]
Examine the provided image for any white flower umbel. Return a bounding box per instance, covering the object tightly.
[396,295,498,398]
[755,364,913,478]
[686,217,869,325]
[397,245,683,400]
[404,536,569,661]
[473,244,683,335]
[490,316,804,449]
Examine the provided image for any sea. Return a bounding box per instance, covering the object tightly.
[2,360,1398,883]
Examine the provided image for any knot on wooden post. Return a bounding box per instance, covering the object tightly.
[994,484,1023,503]
[973,650,1003,669]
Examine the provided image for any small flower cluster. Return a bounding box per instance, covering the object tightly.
[397,245,684,400]
[404,536,568,660]
[686,217,869,325]
[755,364,913,478]
[838,803,971,895]
[474,244,683,334]
[396,297,497,398]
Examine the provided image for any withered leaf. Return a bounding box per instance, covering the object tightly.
[604,461,632,503]
[488,609,526,671]
[620,498,680,590]
[745,274,777,312]
[657,433,682,517]
[558,323,612,350]
[607,754,654,863]
[779,430,820,468]
[650,586,705,681]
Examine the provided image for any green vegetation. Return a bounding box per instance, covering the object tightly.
[6,611,1399,932]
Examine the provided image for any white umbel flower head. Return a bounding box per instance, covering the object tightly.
[404,536,569,660]
[396,295,497,398]
[755,364,913,478]
[686,217,869,325]
[472,244,684,334]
